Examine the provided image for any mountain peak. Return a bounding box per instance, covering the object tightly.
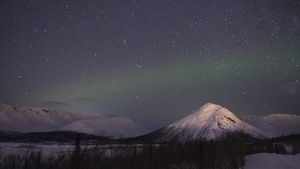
[156,103,265,141]
[195,103,229,116]
[202,103,222,109]
[169,103,232,130]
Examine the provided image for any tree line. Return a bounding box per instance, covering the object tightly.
[1,132,299,169]
[0,133,249,169]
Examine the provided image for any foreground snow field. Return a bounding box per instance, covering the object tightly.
[0,142,73,156]
[0,143,300,169]
[1,143,299,168]
[244,153,300,169]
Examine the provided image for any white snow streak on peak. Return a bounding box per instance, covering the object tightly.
[170,103,234,129]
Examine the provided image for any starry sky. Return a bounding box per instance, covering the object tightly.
[1,0,300,123]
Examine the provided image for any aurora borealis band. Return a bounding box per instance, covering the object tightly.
[1,0,300,123]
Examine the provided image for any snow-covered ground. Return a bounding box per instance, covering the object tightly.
[0,142,146,157]
[244,153,300,169]
[0,142,74,156]
[1,142,299,168]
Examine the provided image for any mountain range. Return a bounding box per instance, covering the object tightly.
[0,103,149,138]
[1,103,300,141]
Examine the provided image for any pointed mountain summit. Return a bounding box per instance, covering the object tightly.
[151,103,266,141]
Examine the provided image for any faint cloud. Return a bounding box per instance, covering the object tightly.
[41,100,71,108]
[282,81,300,96]
[68,97,98,103]
[39,97,103,113]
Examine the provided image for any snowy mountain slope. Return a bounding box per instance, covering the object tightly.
[0,103,149,138]
[61,115,150,138]
[0,103,86,132]
[242,114,300,138]
[152,103,266,141]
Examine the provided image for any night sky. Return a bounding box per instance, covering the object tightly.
[1,0,300,123]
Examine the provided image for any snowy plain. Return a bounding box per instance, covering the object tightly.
[244,153,300,169]
[0,142,74,156]
[1,142,300,169]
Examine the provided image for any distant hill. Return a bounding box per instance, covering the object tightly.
[0,103,149,138]
[242,114,300,138]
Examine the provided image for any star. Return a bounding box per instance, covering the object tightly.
[0,0,299,123]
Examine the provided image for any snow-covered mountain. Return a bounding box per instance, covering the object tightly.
[61,115,149,138]
[242,114,300,138]
[150,103,267,141]
[147,103,300,142]
[0,103,149,138]
[1,102,300,141]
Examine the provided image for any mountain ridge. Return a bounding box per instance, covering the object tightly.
[242,113,300,138]
[1,103,300,141]
[0,103,149,138]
